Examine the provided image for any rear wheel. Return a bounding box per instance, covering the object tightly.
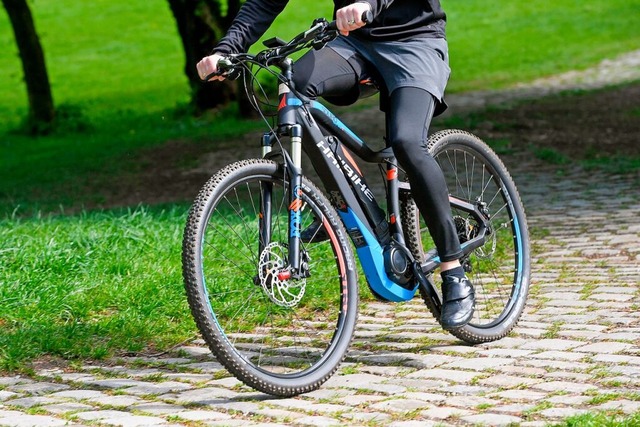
[182,159,358,396]
[401,130,530,344]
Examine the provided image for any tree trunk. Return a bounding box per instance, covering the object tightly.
[2,0,55,130]
[167,0,238,114]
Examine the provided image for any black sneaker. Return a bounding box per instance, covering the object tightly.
[440,275,475,330]
[300,219,329,243]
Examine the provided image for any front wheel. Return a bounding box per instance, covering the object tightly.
[182,159,358,396]
[401,130,531,344]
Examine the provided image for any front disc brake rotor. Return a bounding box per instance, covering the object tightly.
[258,242,306,307]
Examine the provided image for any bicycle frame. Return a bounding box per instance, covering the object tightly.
[181,17,531,398]
[259,58,490,303]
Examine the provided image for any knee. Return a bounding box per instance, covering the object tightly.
[292,57,320,98]
[292,73,318,98]
[389,131,429,164]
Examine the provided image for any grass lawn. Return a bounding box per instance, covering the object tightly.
[0,0,639,370]
[0,206,191,371]
[445,1,640,92]
[1,0,638,126]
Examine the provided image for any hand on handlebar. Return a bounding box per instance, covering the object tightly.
[197,53,226,81]
[336,2,372,36]
[197,10,373,81]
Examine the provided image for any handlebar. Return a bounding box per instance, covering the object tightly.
[203,12,373,81]
[326,10,373,31]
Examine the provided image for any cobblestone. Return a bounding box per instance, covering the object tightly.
[2,50,640,426]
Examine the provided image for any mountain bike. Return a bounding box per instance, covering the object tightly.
[182,17,531,397]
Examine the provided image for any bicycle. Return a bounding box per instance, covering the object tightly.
[182,17,531,397]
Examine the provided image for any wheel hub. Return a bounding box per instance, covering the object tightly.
[258,242,306,307]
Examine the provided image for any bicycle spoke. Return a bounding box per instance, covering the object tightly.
[404,131,529,343]
[185,163,355,387]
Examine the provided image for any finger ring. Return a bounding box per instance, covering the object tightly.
[347,19,355,25]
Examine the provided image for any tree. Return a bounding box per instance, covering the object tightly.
[2,0,55,132]
[168,0,242,114]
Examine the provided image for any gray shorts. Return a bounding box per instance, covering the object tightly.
[328,35,451,103]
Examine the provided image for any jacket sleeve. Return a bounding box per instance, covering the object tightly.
[356,0,395,18]
[215,0,290,54]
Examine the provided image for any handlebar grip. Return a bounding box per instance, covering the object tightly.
[326,9,373,31]
[362,10,373,24]
[202,57,236,81]
[327,20,338,31]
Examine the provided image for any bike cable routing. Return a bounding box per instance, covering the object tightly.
[203,18,339,82]
[203,11,373,81]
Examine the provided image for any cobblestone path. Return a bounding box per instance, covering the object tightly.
[1,146,638,427]
[1,54,639,427]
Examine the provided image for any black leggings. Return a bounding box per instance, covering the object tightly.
[293,47,462,262]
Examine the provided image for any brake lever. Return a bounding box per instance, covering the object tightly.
[312,29,338,50]
[313,11,372,50]
[308,18,336,50]
[203,57,242,81]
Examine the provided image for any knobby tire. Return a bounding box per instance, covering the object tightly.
[401,130,531,344]
[182,159,358,396]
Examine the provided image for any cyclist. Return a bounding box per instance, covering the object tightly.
[196,0,475,330]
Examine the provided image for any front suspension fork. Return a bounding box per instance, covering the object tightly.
[258,133,274,256]
[287,125,304,273]
[259,125,306,276]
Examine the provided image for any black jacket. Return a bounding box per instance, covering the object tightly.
[215,0,446,54]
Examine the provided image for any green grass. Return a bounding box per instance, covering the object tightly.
[0,0,332,130]
[533,147,571,165]
[0,1,187,130]
[0,104,263,216]
[0,0,639,370]
[2,0,638,126]
[1,2,638,210]
[582,155,640,174]
[554,412,640,427]
[445,0,640,92]
[0,206,192,370]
